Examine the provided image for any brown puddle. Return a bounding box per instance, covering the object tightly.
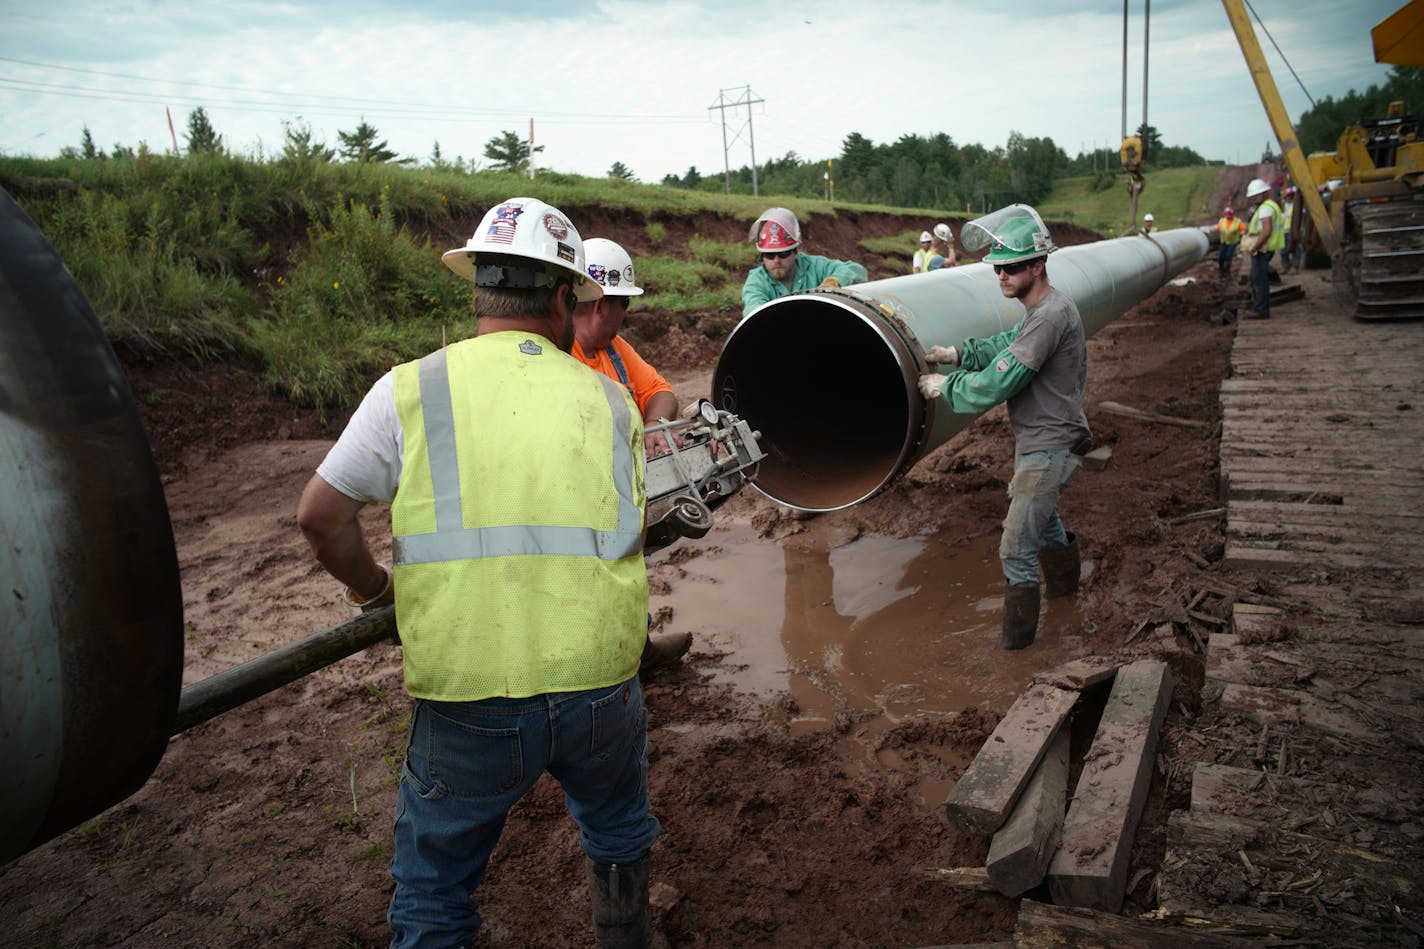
[650,518,1096,805]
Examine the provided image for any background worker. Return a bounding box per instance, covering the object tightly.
[1215,206,1246,277]
[574,236,693,673]
[1141,212,1155,234]
[912,230,933,273]
[1241,177,1284,319]
[928,221,958,269]
[296,197,660,948]
[741,206,867,316]
[916,204,1090,651]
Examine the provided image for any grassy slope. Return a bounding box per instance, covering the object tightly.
[1037,166,1220,235]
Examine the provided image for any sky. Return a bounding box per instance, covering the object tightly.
[0,0,1406,183]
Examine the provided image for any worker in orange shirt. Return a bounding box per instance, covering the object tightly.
[574,237,692,672]
[1215,206,1247,278]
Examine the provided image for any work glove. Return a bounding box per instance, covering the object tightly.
[819,276,839,288]
[343,563,394,612]
[923,345,960,367]
[918,373,947,401]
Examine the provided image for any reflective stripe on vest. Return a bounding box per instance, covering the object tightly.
[391,346,642,567]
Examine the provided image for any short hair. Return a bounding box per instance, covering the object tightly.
[474,282,566,319]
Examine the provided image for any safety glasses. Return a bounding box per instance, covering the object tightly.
[761,249,796,261]
[992,261,1031,276]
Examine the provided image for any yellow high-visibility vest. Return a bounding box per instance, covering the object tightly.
[1249,200,1287,254]
[390,331,647,701]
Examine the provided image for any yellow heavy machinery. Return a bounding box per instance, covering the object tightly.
[1224,0,1424,320]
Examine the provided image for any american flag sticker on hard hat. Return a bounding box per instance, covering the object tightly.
[486,203,523,244]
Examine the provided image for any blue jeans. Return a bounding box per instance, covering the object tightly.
[1250,250,1271,315]
[1217,242,1237,273]
[1000,449,1077,588]
[388,677,659,949]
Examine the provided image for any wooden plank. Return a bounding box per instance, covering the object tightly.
[1223,544,1374,570]
[1159,809,1419,937]
[1047,660,1173,912]
[944,684,1080,835]
[986,728,1069,897]
[1013,899,1264,948]
[913,866,995,891]
[1214,682,1395,744]
[1031,657,1119,691]
[1097,400,1210,429]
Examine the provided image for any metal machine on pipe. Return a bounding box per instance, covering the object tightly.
[711,228,1209,512]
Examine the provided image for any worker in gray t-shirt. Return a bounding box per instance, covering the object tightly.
[917,204,1091,650]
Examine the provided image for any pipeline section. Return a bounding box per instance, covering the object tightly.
[1,189,185,865]
[711,228,1209,511]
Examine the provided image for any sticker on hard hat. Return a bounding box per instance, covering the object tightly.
[556,241,575,264]
[606,269,621,287]
[1033,233,1050,251]
[623,265,635,283]
[487,203,523,244]
[543,213,569,240]
[587,264,608,284]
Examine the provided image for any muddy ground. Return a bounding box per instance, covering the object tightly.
[3,191,1263,947]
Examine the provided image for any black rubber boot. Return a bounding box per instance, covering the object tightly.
[1001,583,1041,651]
[1038,532,1081,599]
[639,631,692,673]
[586,854,651,948]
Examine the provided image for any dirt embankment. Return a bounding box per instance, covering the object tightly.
[2,192,1248,947]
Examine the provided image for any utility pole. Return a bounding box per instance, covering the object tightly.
[708,85,765,196]
[528,118,535,181]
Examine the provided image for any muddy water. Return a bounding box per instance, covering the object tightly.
[650,518,1096,804]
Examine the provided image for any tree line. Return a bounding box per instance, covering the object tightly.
[659,123,1205,211]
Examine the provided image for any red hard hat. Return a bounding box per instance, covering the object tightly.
[751,207,801,253]
[1224,207,1234,216]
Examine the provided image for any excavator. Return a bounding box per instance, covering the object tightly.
[1223,0,1424,320]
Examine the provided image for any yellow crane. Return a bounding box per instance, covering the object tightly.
[1223,0,1424,319]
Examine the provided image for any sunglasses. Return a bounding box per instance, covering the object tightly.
[604,295,630,310]
[992,261,1032,276]
[761,249,796,261]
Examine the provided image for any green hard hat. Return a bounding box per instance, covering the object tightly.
[963,204,1056,265]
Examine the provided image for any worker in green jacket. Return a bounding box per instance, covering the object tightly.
[916,205,1091,651]
[740,207,867,316]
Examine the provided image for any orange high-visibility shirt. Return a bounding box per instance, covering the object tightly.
[572,336,673,417]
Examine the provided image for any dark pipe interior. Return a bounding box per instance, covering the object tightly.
[711,296,916,510]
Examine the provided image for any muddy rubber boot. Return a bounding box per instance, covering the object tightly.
[1001,583,1041,651]
[586,854,651,948]
[639,631,692,673]
[1038,532,1081,599]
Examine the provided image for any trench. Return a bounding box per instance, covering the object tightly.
[649,519,1095,805]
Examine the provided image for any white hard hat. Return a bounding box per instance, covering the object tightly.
[919,230,932,243]
[933,223,953,242]
[1143,213,1154,222]
[442,197,602,302]
[1245,178,1270,199]
[750,207,801,252]
[583,238,644,296]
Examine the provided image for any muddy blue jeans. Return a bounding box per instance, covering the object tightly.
[388,677,659,948]
[999,449,1078,587]
[1250,250,1272,316]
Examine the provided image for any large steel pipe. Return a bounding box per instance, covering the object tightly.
[1,189,184,864]
[712,228,1208,511]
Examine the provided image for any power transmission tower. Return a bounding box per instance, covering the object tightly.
[708,85,764,196]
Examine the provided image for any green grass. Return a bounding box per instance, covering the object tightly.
[1037,166,1220,235]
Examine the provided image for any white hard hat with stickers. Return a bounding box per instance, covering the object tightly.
[583,238,644,296]
[933,222,953,242]
[442,196,602,302]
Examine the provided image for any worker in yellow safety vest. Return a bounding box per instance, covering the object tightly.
[296,196,660,948]
[1215,207,1247,277]
[1241,178,1285,319]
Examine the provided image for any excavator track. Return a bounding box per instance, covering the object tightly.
[1350,199,1424,321]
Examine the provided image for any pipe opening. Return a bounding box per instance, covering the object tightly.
[712,294,922,511]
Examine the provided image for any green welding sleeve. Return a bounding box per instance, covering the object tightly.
[942,350,1036,414]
